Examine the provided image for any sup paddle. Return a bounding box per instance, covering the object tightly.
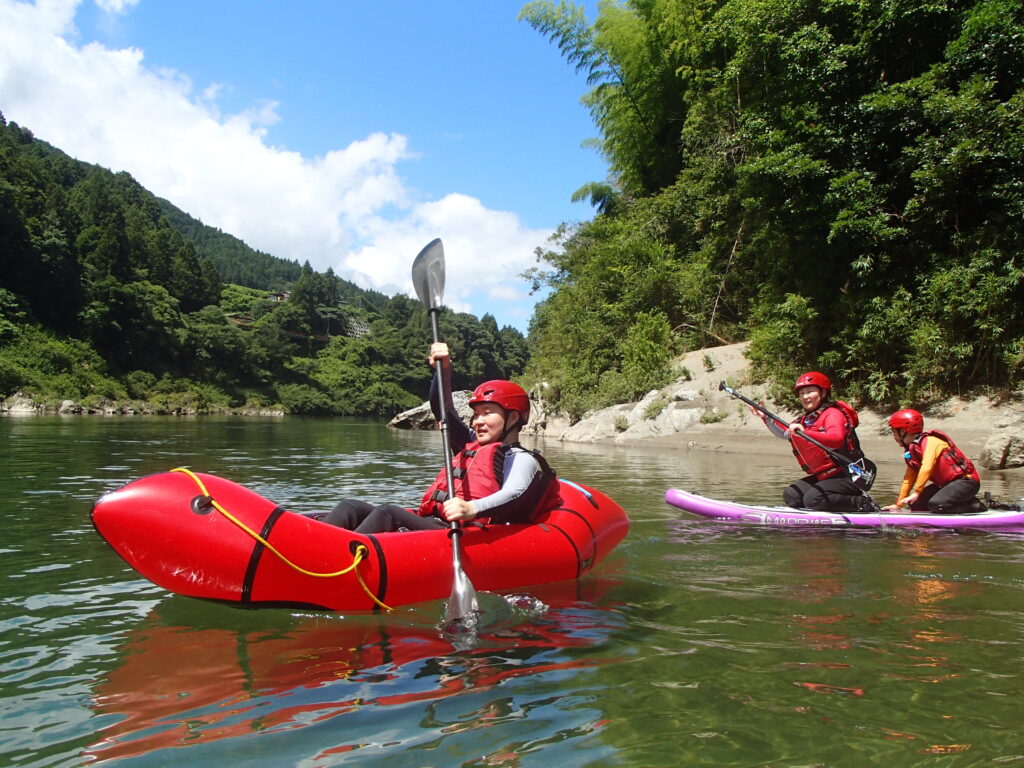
[411,238,480,624]
[718,381,877,490]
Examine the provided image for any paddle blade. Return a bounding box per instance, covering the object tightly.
[848,458,877,490]
[444,560,479,624]
[411,238,445,310]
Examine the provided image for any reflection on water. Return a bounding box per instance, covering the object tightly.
[86,578,627,765]
[3,416,1024,766]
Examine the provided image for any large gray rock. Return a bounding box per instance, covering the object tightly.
[980,418,1024,469]
[559,402,634,442]
[539,342,754,443]
[521,381,556,435]
[1,392,39,414]
[557,386,717,443]
[617,399,705,441]
[388,390,473,430]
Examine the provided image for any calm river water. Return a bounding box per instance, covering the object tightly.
[3,415,1024,767]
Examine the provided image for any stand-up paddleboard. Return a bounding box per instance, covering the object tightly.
[665,487,1024,530]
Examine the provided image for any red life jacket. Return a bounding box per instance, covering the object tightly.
[791,401,864,481]
[905,430,979,485]
[418,441,561,524]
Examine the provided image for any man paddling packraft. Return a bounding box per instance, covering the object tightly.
[883,409,984,514]
[751,371,875,512]
[324,342,560,534]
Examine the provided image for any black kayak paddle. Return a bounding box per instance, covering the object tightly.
[411,238,480,624]
[719,381,877,490]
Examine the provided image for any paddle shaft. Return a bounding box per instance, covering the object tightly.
[427,309,459,535]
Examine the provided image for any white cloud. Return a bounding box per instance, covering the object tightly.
[95,0,138,14]
[0,0,553,328]
[340,194,545,313]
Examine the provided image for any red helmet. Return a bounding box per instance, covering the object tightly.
[469,380,530,425]
[888,409,924,433]
[794,371,831,395]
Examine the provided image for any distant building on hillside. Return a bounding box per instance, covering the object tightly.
[346,317,371,338]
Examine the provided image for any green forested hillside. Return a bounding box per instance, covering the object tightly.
[156,199,302,291]
[156,197,393,308]
[520,0,1024,419]
[0,115,527,414]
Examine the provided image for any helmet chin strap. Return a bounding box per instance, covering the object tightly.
[497,409,522,443]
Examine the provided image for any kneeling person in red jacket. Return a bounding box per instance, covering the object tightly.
[754,371,872,512]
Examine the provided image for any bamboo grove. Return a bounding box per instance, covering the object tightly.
[520,0,1024,419]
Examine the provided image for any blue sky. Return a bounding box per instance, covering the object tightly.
[0,0,609,331]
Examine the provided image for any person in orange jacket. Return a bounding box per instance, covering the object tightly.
[883,409,984,514]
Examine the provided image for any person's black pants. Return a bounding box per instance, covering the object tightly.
[324,498,446,533]
[911,478,982,514]
[784,475,866,512]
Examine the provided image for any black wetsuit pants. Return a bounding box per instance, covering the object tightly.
[324,498,446,534]
[784,475,867,512]
[909,478,983,514]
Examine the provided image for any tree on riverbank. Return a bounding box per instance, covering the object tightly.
[0,116,527,414]
[520,0,1024,419]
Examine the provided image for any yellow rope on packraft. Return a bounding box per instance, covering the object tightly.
[171,467,392,611]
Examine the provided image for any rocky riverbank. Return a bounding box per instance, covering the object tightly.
[13,340,1020,471]
[527,342,1024,471]
[390,342,1024,472]
[0,391,285,417]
